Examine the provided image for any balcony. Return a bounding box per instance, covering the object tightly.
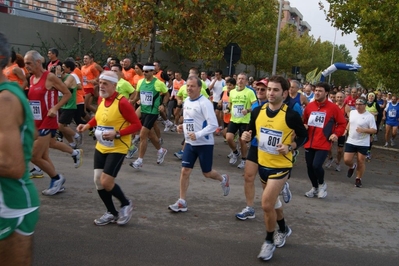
[59,7,75,14]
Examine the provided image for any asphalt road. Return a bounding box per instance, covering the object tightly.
[31,125,399,265]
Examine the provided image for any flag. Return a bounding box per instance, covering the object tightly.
[306,68,318,82]
[312,71,322,84]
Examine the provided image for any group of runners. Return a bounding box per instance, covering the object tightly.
[1,31,397,263]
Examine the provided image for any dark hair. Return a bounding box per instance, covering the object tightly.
[49,47,59,57]
[111,57,120,64]
[187,76,202,87]
[135,63,143,70]
[11,50,16,63]
[269,75,290,91]
[215,69,223,75]
[64,60,75,71]
[315,82,331,93]
[112,63,122,71]
[226,78,236,86]
[0,33,10,68]
[145,62,154,67]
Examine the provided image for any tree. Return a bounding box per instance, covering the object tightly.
[77,0,278,66]
[321,0,399,90]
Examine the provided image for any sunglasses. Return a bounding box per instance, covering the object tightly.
[256,88,266,92]
[144,70,153,73]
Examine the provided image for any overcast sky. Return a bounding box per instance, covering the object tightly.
[287,0,359,63]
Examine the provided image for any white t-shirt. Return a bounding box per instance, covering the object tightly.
[347,110,377,147]
[211,79,225,102]
[182,95,218,146]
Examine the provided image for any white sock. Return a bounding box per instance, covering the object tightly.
[71,150,78,156]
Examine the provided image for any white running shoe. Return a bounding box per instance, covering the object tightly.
[318,183,327,199]
[157,148,168,164]
[117,200,133,225]
[237,160,246,169]
[257,242,276,261]
[42,175,66,196]
[305,187,319,198]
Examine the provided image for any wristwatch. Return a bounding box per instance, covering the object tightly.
[287,145,293,152]
[115,131,121,139]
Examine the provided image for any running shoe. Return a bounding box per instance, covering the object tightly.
[355,178,362,188]
[159,138,164,145]
[335,163,341,172]
[157,148,167,164]
[235,206,255,220]
[130,159,143,169]
[257,242,276,261]
[366,151,371,161]
[164,120,174,132]
[174,150,183,160]
[227,151,233,158]
[281,182,292,203]
[94,212,118,226]
[237,160,246,169]
[304,187,319,198]
[42,175,66,196]
[72,149,83,168]
[29,168,44,178]
[117,200,133,225]
[274,226,292,248]
[168,199,188,212]
[384,142,389,147]
[221,174,230,196]
[325,157,334,168]
[229,151,240,165]
[318,183,327,199]
[75,133,83,147]
[391,138,395,147]
[373,134,378,142]
[126,145,138,159]
[347,163,357,178]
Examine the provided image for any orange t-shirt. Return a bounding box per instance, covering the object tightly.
[3,63,24,88]
[132,74,144,89]
[73,68,85,104]
[155,71,165,83]
[122,68,136,86]
[81,63,100,89]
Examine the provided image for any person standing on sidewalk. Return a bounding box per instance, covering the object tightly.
[344,97,377,187]
[77,71,142,226]
[168,76,230,213]
[241,75,307,261]
[303,82,346,199]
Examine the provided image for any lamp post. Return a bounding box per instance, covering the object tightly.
[272,0,283,75]
[328,28,337,84]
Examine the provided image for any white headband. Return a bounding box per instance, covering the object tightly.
[143,65,155,71]
[99,74,118,84]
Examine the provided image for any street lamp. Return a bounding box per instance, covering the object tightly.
[272,0,283,75]
[328,28,337,84]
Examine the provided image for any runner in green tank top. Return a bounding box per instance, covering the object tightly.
[0,32,39,265]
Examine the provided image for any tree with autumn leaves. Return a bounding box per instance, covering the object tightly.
[77,0,356,85]
[321,0,399,90]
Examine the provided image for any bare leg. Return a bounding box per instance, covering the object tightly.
[0,232,33,266]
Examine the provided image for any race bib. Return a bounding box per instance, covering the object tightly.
[258,128,282,155]
[222,102,229,111]
[308,111,326,128]
[233,104,244,117]
[95,126,115,147]
[183,118,195,140]
[29,101,42,120]
[388,109,397,118]
[140,91,153,106]
[83,76,88,86]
